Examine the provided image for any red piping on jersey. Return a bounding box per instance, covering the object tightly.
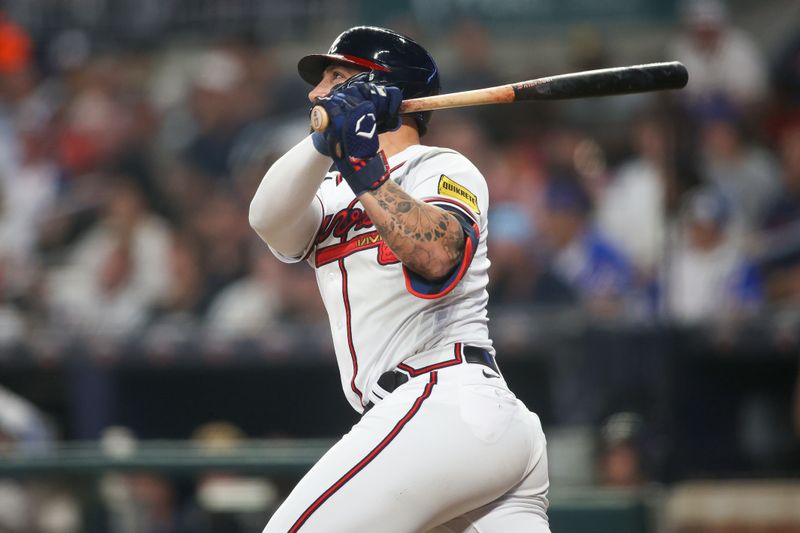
[334,198,368,404]
[403,220,479,300]
[339,260,363,402]
[287,372,438,532]
[398,343,463,377]
[388,161,406,175]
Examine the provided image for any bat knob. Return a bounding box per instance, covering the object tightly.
[310,106,329,132]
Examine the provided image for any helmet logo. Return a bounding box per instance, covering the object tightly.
[355,113,377,139]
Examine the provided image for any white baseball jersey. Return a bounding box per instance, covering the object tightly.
[271,144,492,413]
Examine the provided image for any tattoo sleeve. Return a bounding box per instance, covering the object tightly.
[361,180,466,280]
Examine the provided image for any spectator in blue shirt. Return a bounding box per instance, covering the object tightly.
[539,178,635,317]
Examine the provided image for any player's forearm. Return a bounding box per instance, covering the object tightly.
[360,180,465,280]
[249,136,329,255]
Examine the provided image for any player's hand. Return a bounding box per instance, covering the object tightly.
[340,73,402,134]
[311,90,390,196]
[310,75,401,157]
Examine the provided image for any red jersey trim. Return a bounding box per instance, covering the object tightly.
[426,196,479,223]
[398,343,464,376]
[315,231,398,267]
[339,260,363,402]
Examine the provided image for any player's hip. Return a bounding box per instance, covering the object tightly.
[360,362,548,491]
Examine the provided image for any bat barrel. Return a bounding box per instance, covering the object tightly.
[513,61,689,101]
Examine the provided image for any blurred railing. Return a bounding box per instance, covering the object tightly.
[0,439,658,533]
[0,439,334,476]
[1,307,798,482]
[3,440,799,532]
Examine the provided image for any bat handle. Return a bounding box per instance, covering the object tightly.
[310,106,329,132]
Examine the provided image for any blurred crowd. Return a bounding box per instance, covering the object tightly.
[0,0,798,353]
[463,0,800,328]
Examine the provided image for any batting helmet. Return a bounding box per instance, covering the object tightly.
[298,26,441,135]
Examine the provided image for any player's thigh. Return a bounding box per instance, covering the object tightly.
[429,410,550,533]
[263,375,539,533]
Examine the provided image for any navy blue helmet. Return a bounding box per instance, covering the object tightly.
[298,26,441,135]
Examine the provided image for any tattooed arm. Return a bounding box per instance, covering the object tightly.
[359,180,466,281]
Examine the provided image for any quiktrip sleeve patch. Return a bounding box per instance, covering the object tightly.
[437,174,480,215]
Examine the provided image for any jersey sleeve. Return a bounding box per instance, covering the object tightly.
[267,192,325,264]
[400,149,488,299]
[403,149,488,227]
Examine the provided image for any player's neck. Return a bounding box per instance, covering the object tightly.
[379,122,421,159]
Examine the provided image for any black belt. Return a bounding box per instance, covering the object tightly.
[364,346,499,413]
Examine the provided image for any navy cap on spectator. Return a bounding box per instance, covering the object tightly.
[695,93,741,125]
[545,179,592,215]
[686,187,731,226]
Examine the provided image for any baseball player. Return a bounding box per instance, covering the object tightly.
[250,26,550,532]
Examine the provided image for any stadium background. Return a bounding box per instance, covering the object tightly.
[1,0,800,531]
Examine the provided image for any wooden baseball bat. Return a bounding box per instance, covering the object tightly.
[310,61,688,132]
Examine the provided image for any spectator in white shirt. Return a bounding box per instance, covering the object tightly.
[669,0,769,109]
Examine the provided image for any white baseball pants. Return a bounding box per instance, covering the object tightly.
[263,363,550,533]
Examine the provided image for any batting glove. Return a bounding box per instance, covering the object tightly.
[310,77,401,156]
[312,90,391,196]
[340,73,402,133]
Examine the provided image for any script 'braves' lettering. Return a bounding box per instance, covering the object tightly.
[316,206,373,244]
